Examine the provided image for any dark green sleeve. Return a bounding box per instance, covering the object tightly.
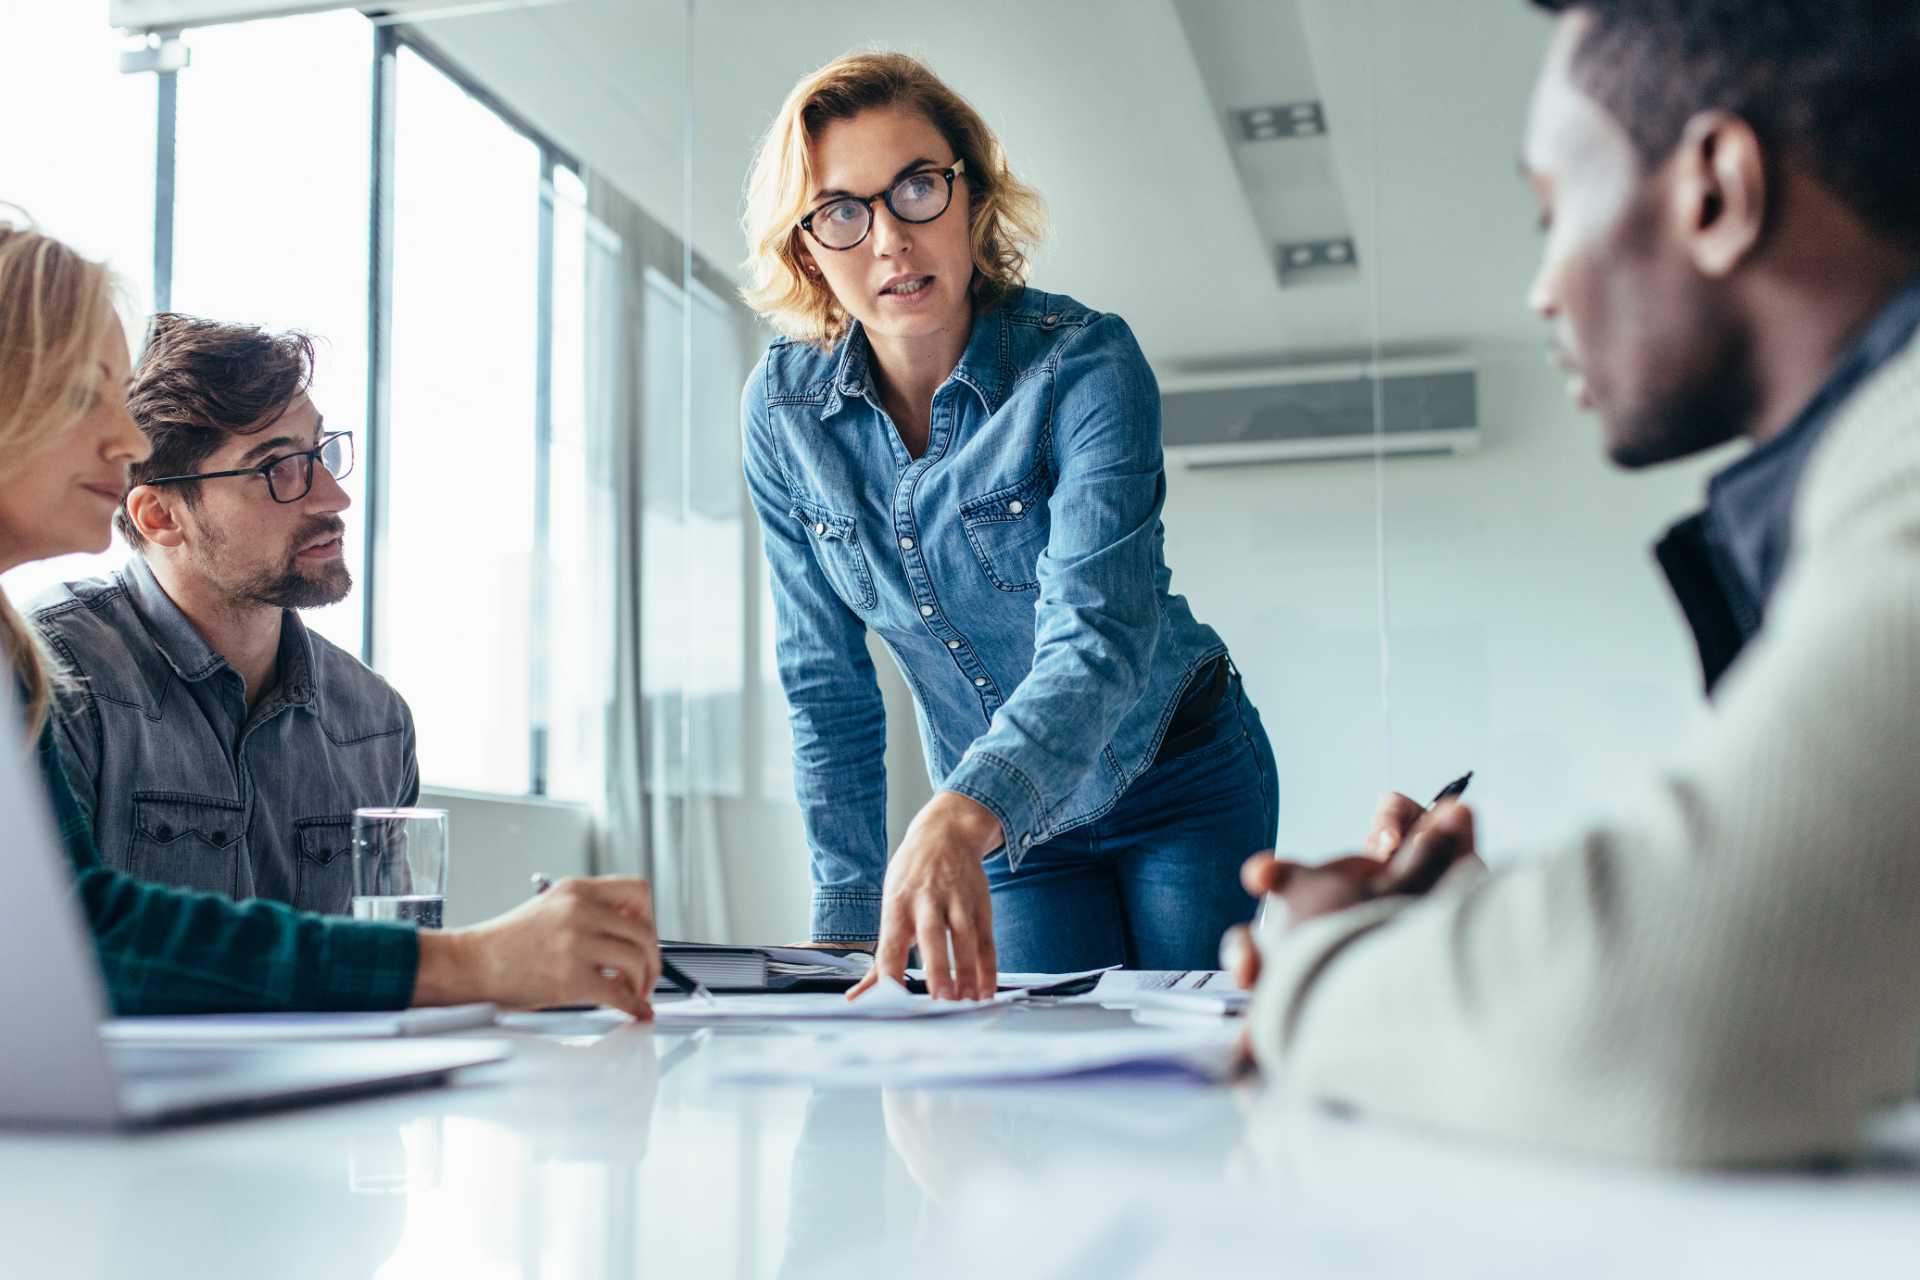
[38,721,421,1016]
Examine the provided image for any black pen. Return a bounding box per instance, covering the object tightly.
[1427,771,1474,811]
[531,873,716,1004]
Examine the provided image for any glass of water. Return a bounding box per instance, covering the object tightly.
[351,807,449,929]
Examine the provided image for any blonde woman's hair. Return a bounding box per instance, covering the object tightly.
[741,51,1047,349]
[0,212,123,740]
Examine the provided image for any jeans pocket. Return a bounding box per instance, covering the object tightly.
[960,463,1051,592]
[127,793,245,898]
[791,497,878,611]
[294,814,357,915]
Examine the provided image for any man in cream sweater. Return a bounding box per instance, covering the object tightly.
[1239,0,1920,1165]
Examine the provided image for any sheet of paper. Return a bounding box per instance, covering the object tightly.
[102,1003,499,1042]
[903,966,1117,991]
[1060,970,1241,1007]
[651,977,1024,1022]
[760,947,872,974]
[718,1024,1241,1087]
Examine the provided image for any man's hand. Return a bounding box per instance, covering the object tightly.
[847,791,1002,1002]
[1225,800,1480,994]
[413,876,661,1018]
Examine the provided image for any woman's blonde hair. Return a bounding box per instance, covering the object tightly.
[0,213,123,739]
[741,51,1047,349]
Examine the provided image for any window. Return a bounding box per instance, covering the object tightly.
[379,43,542,794]
[542,166,616,803]
[168,10,373,655]
[0,1,157,606]
[642,272,748,796]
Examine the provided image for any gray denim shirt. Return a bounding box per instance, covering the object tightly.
[30,555,418,915]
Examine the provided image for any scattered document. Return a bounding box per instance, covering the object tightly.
[718,1024,1242,1087]
[903,966,1118,993]
[1062,970,1242,1008]
[102,1003,499,1043]
[651,977,1024,1022]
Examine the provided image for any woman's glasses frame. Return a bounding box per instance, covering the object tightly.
[798,158,968,252]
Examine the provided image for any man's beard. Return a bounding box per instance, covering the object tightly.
[203,516,354,610]
[244,556,353,610]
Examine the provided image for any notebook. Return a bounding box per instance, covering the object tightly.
[652,943,873,992]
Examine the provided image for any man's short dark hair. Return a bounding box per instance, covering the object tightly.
[1531,0,1920,250]
[119,313,316,546]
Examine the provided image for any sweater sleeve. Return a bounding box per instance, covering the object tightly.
[1248,351,1920,1167]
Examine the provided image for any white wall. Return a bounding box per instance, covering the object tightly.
[1158,349,1726,864]
[423,787,593,927]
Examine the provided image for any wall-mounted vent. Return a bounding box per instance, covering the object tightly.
[1160,355,1480,467]
[1231,101,1326,142]
[1277,237,1358,287]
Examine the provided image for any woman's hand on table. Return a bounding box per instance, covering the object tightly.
[847,790,1003,1001]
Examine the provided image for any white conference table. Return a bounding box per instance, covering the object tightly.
[5,1001,1920,1279]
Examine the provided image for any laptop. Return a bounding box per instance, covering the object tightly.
[0,682,509,1128]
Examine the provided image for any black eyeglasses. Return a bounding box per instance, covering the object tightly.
[799,158,967,252]
[143,430,355,505]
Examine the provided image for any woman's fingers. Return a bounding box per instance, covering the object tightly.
[917,907,954,1000]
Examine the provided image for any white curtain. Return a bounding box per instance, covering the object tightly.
[585,173,759,940]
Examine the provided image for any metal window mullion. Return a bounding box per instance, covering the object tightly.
[153,68,179,313]
[530,150,557,797]
[362,24,398,669]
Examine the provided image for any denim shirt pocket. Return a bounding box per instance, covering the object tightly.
[127,793,246,898]
[791,497,878,612]
[959,463,1052,593]
[294,815,357,916]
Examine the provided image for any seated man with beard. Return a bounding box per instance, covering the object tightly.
[33,313,414,915]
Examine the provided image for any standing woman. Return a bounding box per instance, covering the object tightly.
[739,53,1278,998]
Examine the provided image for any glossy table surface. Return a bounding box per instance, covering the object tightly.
[5,1001,1920,1279]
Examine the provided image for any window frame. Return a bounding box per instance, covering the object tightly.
[144,15,585,798]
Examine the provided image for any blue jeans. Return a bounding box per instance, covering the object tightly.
[983,674,1279,971]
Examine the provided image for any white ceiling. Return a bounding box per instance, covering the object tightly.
[409,0,1555,369]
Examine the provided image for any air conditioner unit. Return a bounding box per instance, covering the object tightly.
[1158,354,1481,467]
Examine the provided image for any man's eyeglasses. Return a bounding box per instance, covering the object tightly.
[143,430,355,505]
[798,158,967,252]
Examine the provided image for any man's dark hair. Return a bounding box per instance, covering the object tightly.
[119,313,316,546]
[1531,0,1920,249]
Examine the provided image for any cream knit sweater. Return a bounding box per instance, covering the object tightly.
[1249,335,1920,1166]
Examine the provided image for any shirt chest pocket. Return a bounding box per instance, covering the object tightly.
[294,816,357,916]
[127,794,246,898]
[792,498,878,612]
[960,464,1052,593]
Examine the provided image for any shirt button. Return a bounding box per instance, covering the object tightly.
[1007,500,1025,515]
[1043,313,1060,328]
[974,677,988,688]
[947,639,962,650]
[813,522,826,536]
[920,604,935,617]
[899,536,915,550]
[212,831,228,845]
[1021,832,1035,848]
[155,824,173,841]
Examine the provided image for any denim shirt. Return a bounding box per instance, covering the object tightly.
[741,287,1229,940]
[30,555,418,915]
